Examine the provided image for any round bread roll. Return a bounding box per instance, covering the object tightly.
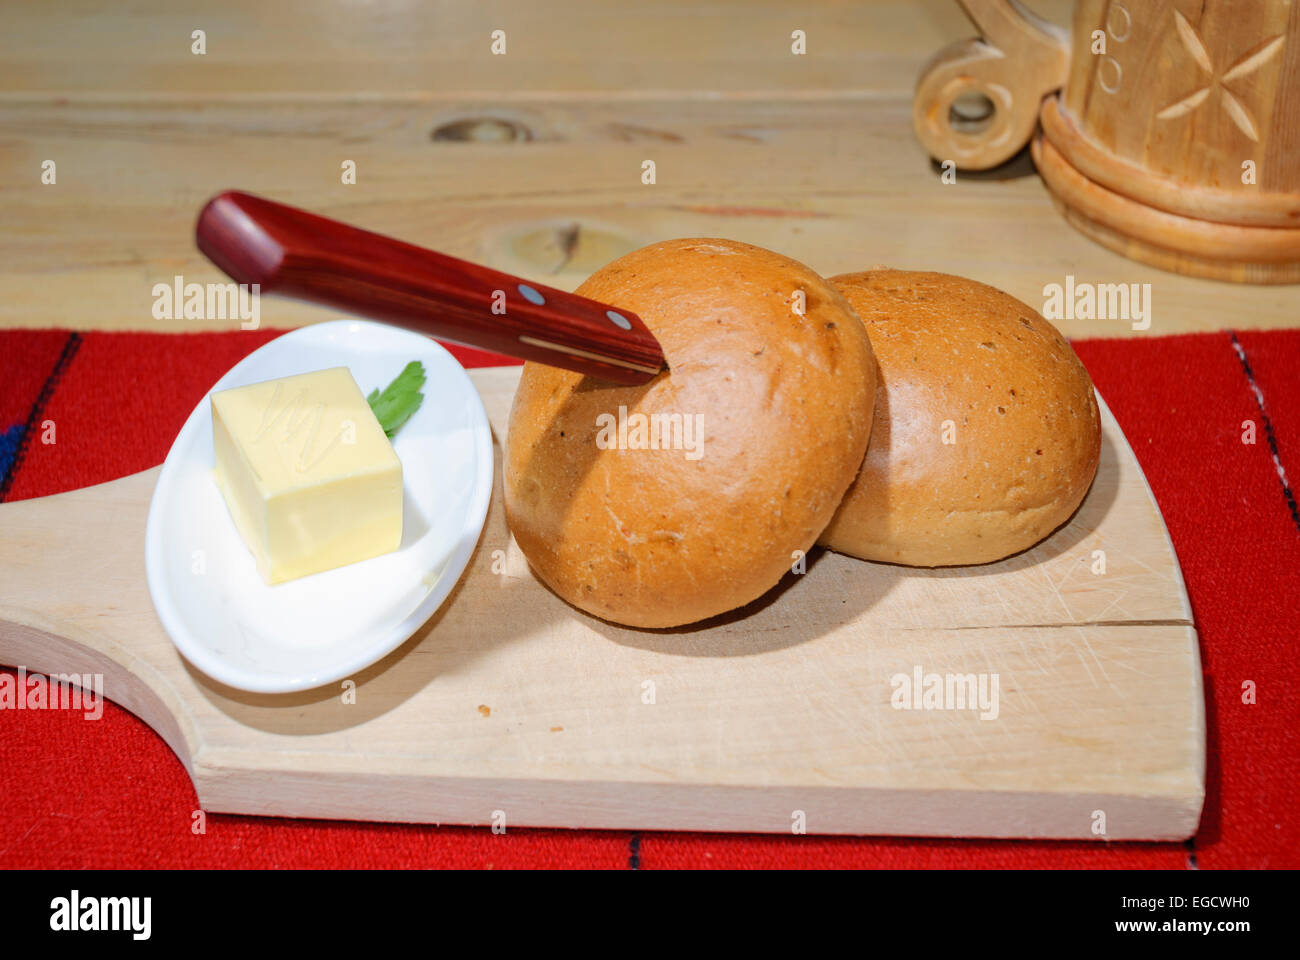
[505,238,877,628]
[819,269,1101,566]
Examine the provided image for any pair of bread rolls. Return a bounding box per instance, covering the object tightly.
[505,239,1101,628]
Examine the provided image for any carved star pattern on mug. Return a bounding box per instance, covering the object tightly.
[1156,8,1285,142]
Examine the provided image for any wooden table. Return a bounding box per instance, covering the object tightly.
[2,0,1295,338]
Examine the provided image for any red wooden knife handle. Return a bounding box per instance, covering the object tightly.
[195,191,665,385]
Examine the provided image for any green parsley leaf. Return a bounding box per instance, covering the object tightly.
[367,361,426,438]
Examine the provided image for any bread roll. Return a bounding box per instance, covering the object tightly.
[819,269,1100,566]
[505,239,876,628]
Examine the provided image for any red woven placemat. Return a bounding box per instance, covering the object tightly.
[1,328,1297,869]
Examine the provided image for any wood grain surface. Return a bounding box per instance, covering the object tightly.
[1,0,1294,338]
[0,366,1204,838]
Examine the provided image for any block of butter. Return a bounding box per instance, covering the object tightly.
[211,366,403,584]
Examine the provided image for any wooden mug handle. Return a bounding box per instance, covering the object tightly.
[914,0,1070,171]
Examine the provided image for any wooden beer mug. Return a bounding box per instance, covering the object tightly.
[915,0,1300,283]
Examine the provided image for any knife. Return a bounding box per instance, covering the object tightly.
[195,191,666,386]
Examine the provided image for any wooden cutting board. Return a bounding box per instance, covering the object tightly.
[0,366,1203,840]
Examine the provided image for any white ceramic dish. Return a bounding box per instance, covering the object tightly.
[145,320,493,693]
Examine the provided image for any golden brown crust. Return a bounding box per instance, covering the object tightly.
[504,238,876,627]
[819,269,1101,566]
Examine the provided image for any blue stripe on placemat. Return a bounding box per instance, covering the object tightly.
[0,423,25,488]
